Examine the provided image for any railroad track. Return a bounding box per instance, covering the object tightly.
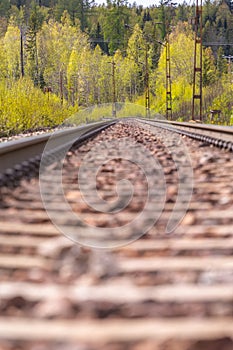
[0,120,117,185]
[141,118,233,151]
[0,119,232,350]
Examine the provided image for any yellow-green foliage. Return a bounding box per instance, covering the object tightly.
[1,14,233,133]
[68,104,113,125]
[152,23,195,118]
[0,78,78,135]
[203,75,233,125]
[67,102,147,124]
[3,23,20,79]
[38,18,89,95]
[157,23,195,86]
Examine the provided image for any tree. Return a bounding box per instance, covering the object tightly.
[89,21,108,53]
[8,6,28,77]
[38,16,89,99]
[175,3,188,22]
[0,17,8,37]
[0,0,10,17]
[216,46,227,76]
[158,0,166,40]
[100,0,129,54]
[225,0,233,13]
[1,0,233,126]
[112,48,139,102]
[154,23,195,118]
[55,0,94,29]
[67,45,79,105]
[0,36,7,80]
[25,2,45,85]
[126,23,156,105]
[3,21,20,80]
[142,9,152,25]
[127,24,146,65]
[202,0,217,25]
[203,46,216,86]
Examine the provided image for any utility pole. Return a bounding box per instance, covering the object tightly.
[59,69,64,105]
[20,27,24,77]
[192,0,203,122]
[157,36,173,120]
[157,13,173,120]
[165,34,172,120]
[145,44,150,118]
[112,59,116,118]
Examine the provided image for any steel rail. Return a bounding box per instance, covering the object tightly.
[138,119,233,151]
[0,120,117,185]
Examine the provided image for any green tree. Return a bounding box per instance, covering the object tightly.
[0,36,7,80]
[216,46,228,76]
[210,74,233,124]
[25,2,45,85]
[175,3,188,22]
[100,0,129,54]
[202,0,217,26]
[38,16,89,99]
[203,46,216,87]
[8,6,28,77]
[0,17,8,37]
[154,23,195,118]
[89,21,108,53]
[55,0,94,29]
[0,0,10,17]
[3,21,20,80]
[127,24,145,65]
[158,0,176,40]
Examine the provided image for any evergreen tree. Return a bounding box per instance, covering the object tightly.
[203,47,216,86]
[90,21,108,53]
[0,0,10,17]
[55,0,94,29]
[100,0,129,54]
[216,46,228,76]
[225,0,233,12]
[25,2,44,85]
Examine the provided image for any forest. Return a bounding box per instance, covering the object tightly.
[0,0,233,134]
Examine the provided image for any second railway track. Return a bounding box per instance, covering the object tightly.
[141,118,233,151]
[0,119,232,350]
